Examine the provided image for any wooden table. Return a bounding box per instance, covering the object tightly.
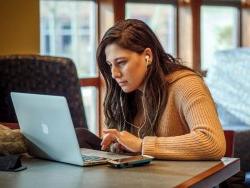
[0,157,240,188]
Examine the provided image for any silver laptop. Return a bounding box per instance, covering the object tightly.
[11,92,134,166]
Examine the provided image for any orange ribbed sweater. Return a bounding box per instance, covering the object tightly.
[142,70,226,160]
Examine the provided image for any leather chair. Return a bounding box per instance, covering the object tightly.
[0,55,88,129]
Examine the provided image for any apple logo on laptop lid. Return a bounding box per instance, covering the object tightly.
[41,122,49,135]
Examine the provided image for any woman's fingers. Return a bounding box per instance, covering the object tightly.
[101,129,120,150]
[101,129,142,153]
[101,133,114,150]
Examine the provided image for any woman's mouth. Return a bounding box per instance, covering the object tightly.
[118,81,127,86]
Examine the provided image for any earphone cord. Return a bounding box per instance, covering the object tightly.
[142,87,162,127]
[139,85,161,137]
[119,86,161,138]
[119,90,146,134]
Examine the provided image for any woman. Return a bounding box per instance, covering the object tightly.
[97,19,226,160]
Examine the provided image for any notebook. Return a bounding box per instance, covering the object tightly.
[11,92,135,166]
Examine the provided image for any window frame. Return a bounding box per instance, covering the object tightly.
[201,0,242,47]
[112,0,244,73]
[197,0,242,72]
[126,0,178,56]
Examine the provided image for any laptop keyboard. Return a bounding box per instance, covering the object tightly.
[81,155,106,162]
[81,154,108,166]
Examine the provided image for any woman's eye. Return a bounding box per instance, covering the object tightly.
[118,61,126,66]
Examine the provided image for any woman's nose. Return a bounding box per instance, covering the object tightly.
[111,67,121,79]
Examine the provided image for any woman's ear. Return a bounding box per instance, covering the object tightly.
[143,48,153,66]
[145,55,150,67]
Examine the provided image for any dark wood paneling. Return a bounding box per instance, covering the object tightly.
[191,0,201,72]
[114,0,125,22]
[79,77,100,87]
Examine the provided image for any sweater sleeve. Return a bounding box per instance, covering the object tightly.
[142,75,226,160]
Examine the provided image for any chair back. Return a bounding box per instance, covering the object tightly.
[0,55,88,129]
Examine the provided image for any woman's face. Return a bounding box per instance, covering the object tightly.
[105,43,150,93]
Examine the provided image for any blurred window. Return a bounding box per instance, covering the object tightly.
[125,1,177,55]
[40,0,97,78]
[81,87,97,133]
[201,6,239,70]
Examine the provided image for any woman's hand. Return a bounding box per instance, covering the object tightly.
[101,129,142,153]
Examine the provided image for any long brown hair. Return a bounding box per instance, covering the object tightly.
[97,19,186,137]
